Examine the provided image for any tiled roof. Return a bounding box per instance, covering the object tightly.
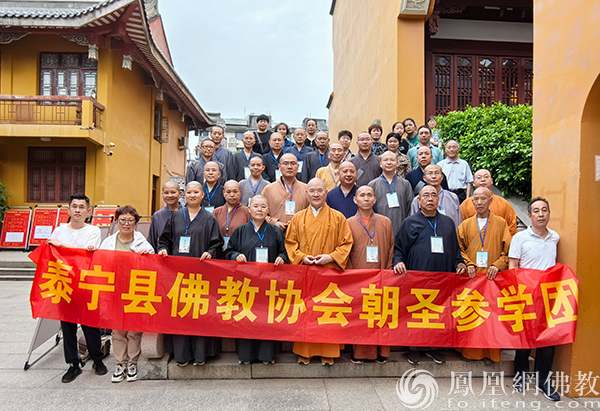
[0,1,116,19]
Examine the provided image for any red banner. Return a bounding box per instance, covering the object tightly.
[29,243,578,348]
[0,209,32,249]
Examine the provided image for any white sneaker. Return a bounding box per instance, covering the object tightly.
[126,363,138,382]
[111,364,126,383]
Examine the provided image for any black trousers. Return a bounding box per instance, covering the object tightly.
[450,189,467,204]
[514,346,555,384]
[61,321,104,365]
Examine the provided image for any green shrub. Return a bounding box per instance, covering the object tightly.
[436,103,532,198]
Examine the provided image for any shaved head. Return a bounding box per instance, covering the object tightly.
[224,180,240,190]
[356,185,374,196]
[163,180,180,190]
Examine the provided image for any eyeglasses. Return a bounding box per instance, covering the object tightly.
[118,219,136,225]
[201,146,215,150]
[308,189,326,195]
[281,161,298,166]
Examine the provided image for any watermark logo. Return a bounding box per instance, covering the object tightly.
[396,368,439,409]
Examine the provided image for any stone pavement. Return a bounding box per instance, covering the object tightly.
[1,281,598,411]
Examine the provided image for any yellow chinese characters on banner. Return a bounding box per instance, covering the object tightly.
[217,276,259,322]
[79,265,115,310]
[407,288,445,329]
[167,272,210,319]
[540,279,578,328]
[266,280,306,324]
[39,259,74,304]
[452,288,490,332]
[312,282,353,326]
[497,284,536,332]
[359,284,399,329]
[121,270,162,315]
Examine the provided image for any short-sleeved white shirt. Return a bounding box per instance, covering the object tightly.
[50,224,101,249]
[508,227,559,270]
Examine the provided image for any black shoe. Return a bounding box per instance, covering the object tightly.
[375,355,387,364]
[350,356,364,364]
[61,365,82,383]
[92,359,108,376]
[425,350,446,364]
[537,381,560,401]
[406,350,421,365]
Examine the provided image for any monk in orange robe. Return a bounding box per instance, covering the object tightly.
[285,178,353,365]
[457,187,512,363]
[460,169,517,236]
[262,153,309,231]
[347,185,394,363]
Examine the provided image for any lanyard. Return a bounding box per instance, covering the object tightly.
[283,179,294,201]
[204,183,219,206]
[295,147,301,161]
[183,207,203,235]
[438,190,445,210]
[478,214,490,251]
[381,174,397,194]
[426,214,438,236]
[249,177,263,196]
[200,157,206,168]
[164,205,173,215]
[241,150,253,166]
[225,205,239,235]
[270,151,280,165]
[250,219,267,247]
[328,165,339,186]
[214,146,223,161]
[319,152,326,167]
[356,213,376,245]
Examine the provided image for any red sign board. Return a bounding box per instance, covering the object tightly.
[57,208,70,226]
[0,209,32,249]
[91,208,117,227]
[28,208,59,247]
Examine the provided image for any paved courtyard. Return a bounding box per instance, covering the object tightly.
[1,280,598,411]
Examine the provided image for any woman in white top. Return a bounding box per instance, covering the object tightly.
[99,205,154,383]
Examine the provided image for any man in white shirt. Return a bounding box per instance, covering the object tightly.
[508,197,560,402]
[48,193,107,383]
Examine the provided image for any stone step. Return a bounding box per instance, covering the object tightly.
[165,350,519,380]
[0,266,36,280]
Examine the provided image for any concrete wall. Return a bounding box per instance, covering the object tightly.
[533,0,600,391]
[329,0,428,147]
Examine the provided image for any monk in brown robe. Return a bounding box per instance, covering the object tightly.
[456,187,512,363]
[285,178,354,365]
[460,169,517,235]
[213,180,251,252]
[347,185,394,363]
[262,153,309,231]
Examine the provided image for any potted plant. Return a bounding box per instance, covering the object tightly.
[0,180,9,230]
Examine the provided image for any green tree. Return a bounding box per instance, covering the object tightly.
[436,103,532,198]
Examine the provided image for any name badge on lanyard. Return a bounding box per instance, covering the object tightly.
[430,236,444,254]
[366,246,379,263]
[204,206,214,214]
[386,192,400,208]
[244,167,251,179]
[297,161,303,173]
[285,201,296,215]
[223,236,230,251]
[255,247,269,263]
[179,236,191,254]
[476,251,489,268]
[438,209,446,215]
[275,170,282,180]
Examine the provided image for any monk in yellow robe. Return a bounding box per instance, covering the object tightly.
[262,153,309,231]
[347,186,394,363]
[460,169,517,236]
[286,178,353,365]
[456,187,512,363]
[315,142,344,191]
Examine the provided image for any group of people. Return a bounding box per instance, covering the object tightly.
[46,115,561,401]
